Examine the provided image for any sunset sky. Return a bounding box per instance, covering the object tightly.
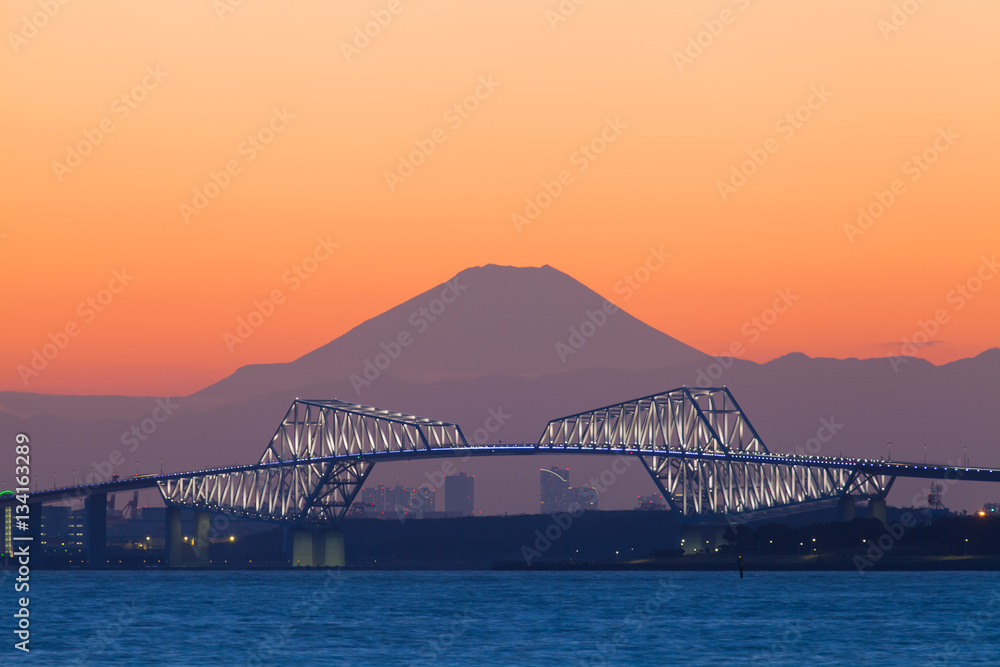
[2,0,998,396]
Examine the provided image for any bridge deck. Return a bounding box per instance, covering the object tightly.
[4,446,999,507]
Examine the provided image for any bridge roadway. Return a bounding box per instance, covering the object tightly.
[5,445,1000,508]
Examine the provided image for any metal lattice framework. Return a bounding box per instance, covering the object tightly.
[158,400,469,526]
[538,387,893,519]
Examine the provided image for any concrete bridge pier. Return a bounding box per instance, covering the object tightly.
[838,496,856,522]
[869,497,887,523]
[84,493,107,568]
[291,529,315,567]
[289,529,345,567]
[192,511,211,567]
[323,531,345,567]
[165,507,183,568]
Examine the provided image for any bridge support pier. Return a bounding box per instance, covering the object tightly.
[84,494,106,568]
[869,497,887,523]
[838,496,856,522]
[291,530,315,567]
[192,511,211,567]
[323,531,345,567]
[166,507,183,568]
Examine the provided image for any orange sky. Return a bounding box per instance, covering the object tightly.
[2,0,998,396]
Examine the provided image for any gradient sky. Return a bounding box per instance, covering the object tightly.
[2,0,998,396]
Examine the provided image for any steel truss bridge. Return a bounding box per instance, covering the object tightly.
[7,387,1000,527]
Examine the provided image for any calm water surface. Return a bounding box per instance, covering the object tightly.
[3,570,999,665]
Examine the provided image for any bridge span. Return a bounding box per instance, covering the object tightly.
[3,387,999,567]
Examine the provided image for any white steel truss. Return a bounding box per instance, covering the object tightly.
[158,400,469,526]
[538,387,893,519]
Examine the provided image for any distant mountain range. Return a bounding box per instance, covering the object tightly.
[3,265,998,515]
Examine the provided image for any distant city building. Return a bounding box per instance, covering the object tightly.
[574,486,599,511]
[360,484,388,517]
[353,483,439,519]
[40,506,83,552]
[445,472,474,516]
[385,484,413,517]
[540,466,571,513]
[413,486,436,513]
[636,494,667,511]
[541,467,597,513]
